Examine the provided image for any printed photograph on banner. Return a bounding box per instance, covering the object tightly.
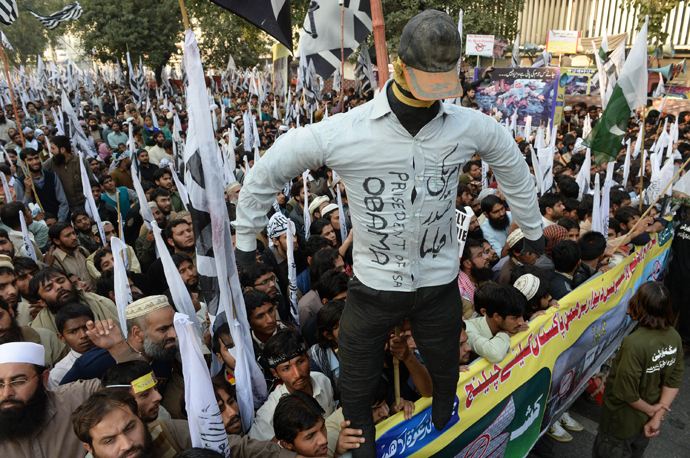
[561,67,599,95]
[474,67,562,126]
[492,38,508,59]
[543,289,633,428]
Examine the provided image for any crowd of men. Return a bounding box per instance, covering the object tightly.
[0,68,686,458]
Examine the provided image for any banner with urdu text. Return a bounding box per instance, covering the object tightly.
[374,223,674,458]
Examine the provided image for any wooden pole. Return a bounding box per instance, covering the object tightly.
[393,326,401,407]
[116,188,122,238]
[639,110,646,211]
[614,155,690,253]
[178,0,191,31]
[0,43,25,148]
[370,0,389,91]
[18,161,43,212]
[340,2,345,104]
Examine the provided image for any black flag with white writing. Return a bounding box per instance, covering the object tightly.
[210,0,293,52]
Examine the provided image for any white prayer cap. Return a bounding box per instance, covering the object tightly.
[321,203,339,217]
[477,188,498,204]
[0,254,13,269]
[309,195,330,215]
[160,158,171,169]
[22,126,32,135]
[126,295,171,319]
[0,342,45,366]
[209,104,218,110]
[278,125,289,132]
[514,274,540,301]
[225,181,241,194]
[564,106,573,112]
[506,228,525,249]
[34,129,44,138]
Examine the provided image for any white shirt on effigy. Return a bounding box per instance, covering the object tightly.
[236,79,542,292]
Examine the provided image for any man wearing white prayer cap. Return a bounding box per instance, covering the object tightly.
[61,295,186,419]
[0,335,129,458]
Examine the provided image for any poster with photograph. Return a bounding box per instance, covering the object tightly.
[561,67,599,95]
[474,67,562,127]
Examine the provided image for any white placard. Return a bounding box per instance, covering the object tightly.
[466,35,495,57]
[456,209,472,258]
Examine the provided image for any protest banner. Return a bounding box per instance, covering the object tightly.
[492,38,508,59]
[561,67,599,96]
[466,35,495,57]
[546,30,579,54]
[475,67,566,127]
[374,223,674,458]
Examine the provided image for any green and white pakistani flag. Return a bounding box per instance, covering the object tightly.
[585,17,648,165]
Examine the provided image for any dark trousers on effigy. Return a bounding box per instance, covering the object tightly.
[339,276,462,458]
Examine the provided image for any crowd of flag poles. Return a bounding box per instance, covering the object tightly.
[0,0,688,450]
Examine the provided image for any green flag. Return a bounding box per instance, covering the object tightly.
[585,18,648,165]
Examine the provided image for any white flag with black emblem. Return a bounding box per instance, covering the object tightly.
[297,0,373,79]
[183,29,267,431]
[0,0,17,26]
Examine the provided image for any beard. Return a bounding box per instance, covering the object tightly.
[0,380,49,440]
[488,214,510,231]
[470,264,494,282]
[0,317,23,344]
[311,167,328,181]
[0,115,5,124]
[93,427,155,458]
[143,335,177,361]
[467,227,484,240]
[156,141,164,148]
[44,288,79,314]
[52,152,67,166]
[90,125,99,131]
[173,241,193,253]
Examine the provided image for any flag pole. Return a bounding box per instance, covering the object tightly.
[639,109,646,211]
[393,326,401,407]
[370,0,389,90]
[340,1,345,104]
[0,43,25,148]
[614,154,690,253]
[18,161,44,212]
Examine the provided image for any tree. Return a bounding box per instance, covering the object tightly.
[381,0,523,56]
[185,0,270,71]
[620,0,681,45]
[0,0,65,67]
[68,0,183,83]
[290,0,523,65]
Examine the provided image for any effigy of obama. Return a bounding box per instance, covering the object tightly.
[235,9,544,458]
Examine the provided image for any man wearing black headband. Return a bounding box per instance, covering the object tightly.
[249,329,334,442]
